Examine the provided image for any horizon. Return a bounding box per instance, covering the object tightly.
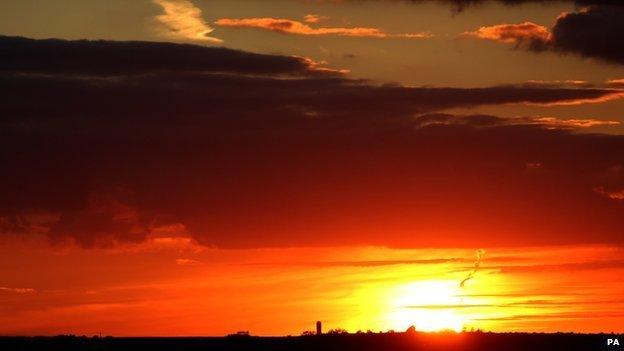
[3,331,621,351]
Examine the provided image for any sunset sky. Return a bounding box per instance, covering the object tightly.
[1,0,624,336]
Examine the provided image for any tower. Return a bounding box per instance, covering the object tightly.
[316,321,322,335]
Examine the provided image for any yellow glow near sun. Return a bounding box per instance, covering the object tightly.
[385,280,467,332]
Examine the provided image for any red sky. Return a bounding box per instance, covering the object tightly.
[1,0,624,335]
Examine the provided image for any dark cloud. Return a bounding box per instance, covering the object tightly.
[433,0,557,13]
[46,190,151,248]
[465,5,624,65]
[355,1,624,13]
[549,5,624,65]
[453,0,623,10]
[0,35,341,77]
[1,36,624,248]
[362,1,624,65]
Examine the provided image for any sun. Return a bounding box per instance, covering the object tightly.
[385,280,467,332]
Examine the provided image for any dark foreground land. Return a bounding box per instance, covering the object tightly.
[1,332,622,351]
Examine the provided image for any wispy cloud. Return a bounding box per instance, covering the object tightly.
[215,17,432,39]
[153,0,222,43]
[0,286,36,294]
[303,14,328,24]
[526,92,624,106]
[414,113,621,130]
[594,187,624,201]
[461,22,550,50]
[531,117,620,128]
[491,259,624,273]
[606,78,624,87]
[522,79,593,88]
[175,258,201,266]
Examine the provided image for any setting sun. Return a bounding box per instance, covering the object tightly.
[386,280,468,332]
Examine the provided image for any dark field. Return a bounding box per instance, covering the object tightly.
[1,332,622,351]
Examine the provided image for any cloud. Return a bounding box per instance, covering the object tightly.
[606,78,624,87]
[542,5,624,65]
[531,117,620,128]
[414,113,620,129]
[0,36,343,77]
[152,0,222,43]
[303,14,328,24]
[214,17,432,38]
[492,259,624,273]
[386,0,624,13]
[522,80,593,88]
[0,211,59,235]
[0,287,36,294]
[594,187,624,200]
[241,258,465,267]
[45,190,150,248]
[474,311,624,322]
[463,5,624,65]
[175,258,201,266]
[2,36,624,248]
[462,22,550,50]
[403,299,621,309]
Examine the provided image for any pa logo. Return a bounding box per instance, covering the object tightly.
[607,338,620,346]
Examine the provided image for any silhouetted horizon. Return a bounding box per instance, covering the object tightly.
[2,329,622,351]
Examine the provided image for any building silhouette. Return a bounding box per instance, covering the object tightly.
[316,321,322,335]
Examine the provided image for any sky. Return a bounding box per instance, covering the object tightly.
[1,0,624,336]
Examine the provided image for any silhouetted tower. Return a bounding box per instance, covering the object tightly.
[316,321,322,335]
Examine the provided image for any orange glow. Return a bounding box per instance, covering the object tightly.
[1,238,623,336]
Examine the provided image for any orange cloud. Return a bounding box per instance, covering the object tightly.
[153,0,222,43]
[526,90,624,106]
[462,22,550,50]
[531,117,620,129]
[523,80,592,88]
[303,14,328,24]
[606,78,624,87]
[595,187,624,201]
[215,17,432,39]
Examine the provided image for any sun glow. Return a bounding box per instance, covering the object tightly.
[386,280,468,332]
